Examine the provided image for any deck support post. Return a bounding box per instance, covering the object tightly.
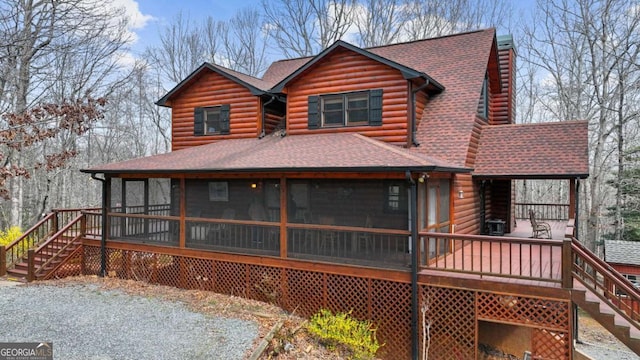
[562,237,572,289]
[575,178,580,239]
[27,249,35,282]
[0,246,6,276]
[91,173,108,277]
[406,171,419,360]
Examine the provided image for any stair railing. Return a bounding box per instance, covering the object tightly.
[571,237,640,329]
[26,214,85,282]
[3,212,59,272]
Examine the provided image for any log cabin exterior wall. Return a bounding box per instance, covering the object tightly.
[414,88,428,128]
[491,46,516,125]
[170,70,260,151]
[452,173,482,234]
[284,48,410,145]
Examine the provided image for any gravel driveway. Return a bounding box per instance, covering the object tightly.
[0,283,258,359]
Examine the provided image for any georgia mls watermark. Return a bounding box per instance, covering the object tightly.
[0,343,52,360]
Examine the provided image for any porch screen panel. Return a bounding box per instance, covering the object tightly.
[185,179,280,256]
[287,179,409,269]
[107,178,178,246]
[109,178,122,212]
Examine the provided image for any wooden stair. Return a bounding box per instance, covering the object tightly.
[572,281,640,355]
[5,237,79,281]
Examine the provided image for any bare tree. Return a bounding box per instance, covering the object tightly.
[355,0,405,47]
[262,0,355,57]
[220,8,270,77]
[520,0,640,251]
[0,0,134,227]
[402,0,512,40]
[145,12,223,84]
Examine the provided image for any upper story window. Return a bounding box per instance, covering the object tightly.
[322,92,369,127]
[194,105,230,136]
[477,72,489,119]
[308,89,383,129]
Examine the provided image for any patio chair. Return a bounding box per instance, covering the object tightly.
[528,209,552,239]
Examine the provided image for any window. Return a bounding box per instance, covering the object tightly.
[308,89,382,129]
[204,107,222,135]
[194,105,230,136]
[320,92,370,127]
[477,72,489,119]
[384,182,407,213]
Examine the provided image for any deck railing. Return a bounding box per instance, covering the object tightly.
[27,214,85,281]
[514,202,569,221]
[3,212,59,271]
[288,224,410,269]
[419,232,567,284]
[571,238,640,325]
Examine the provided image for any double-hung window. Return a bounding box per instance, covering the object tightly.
[308,89,382,129]
[194,104,230,136]
[321,92,369,127]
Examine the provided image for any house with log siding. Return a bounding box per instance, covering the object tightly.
[4,29,640,359]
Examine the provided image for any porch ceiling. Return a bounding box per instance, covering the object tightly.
[473,120,589,179]
[82,132,469,175]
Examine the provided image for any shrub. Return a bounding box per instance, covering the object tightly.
[0,226,23,247]
[307,309,382,359]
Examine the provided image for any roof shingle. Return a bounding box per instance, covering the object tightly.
[83,133,467,174]
[473,121,589,178]
[606,240,640,266]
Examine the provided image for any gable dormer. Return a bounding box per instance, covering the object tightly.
[271,41,442,146]
[156,63,270,151]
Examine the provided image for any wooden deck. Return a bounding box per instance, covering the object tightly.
[419,220,570,289]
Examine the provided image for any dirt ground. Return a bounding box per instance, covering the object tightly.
[577,309,639,359]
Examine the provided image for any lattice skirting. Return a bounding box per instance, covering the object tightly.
[78,245,571,359]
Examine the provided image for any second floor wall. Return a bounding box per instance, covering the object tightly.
[170,70,260,150]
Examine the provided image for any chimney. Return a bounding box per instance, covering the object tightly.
[494,35,516,125]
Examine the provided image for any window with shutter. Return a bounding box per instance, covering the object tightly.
[308,89,382,129]
[194,105,230,136]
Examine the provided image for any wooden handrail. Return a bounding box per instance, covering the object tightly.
[571,237,640,326]
[5,212,55,250]
[4,212,57,269]
[420,232,564,283]
[28,214,84,281]
[34,214,83,253]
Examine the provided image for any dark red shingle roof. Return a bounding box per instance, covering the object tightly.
[474,121,589,178]
[84,133,467,174]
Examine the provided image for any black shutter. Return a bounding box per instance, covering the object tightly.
[194,107,204,136]
[369,89,383,126]
[308,96,320,129]
[220,104,230,134]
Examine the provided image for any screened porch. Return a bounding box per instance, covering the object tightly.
[104,176,440,270]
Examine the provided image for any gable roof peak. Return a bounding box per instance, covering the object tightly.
[156,62,269,107]
[270,39,445,93]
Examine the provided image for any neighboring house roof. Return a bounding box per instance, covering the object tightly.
[270,40,445,93]
[606,240,640,266]
[473,120,589,179]
[156,63,270,107]
[82,133,469,174]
